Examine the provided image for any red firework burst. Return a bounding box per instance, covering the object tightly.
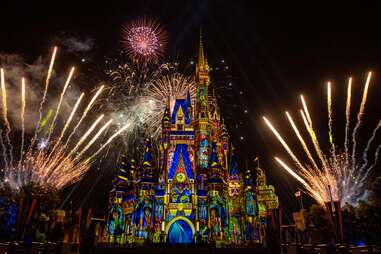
[122,18,167,62]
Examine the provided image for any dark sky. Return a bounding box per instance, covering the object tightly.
[1,1,381,217]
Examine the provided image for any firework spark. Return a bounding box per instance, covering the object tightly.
[19,78,26,166]
[112,72,194,141]
[264,72,380,207]
[122,17,167,62]
[1,68,13,166]
[143,73,195,137]
[1,48,129,190]
[104,55,194,150]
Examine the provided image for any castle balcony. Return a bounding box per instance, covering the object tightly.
[168,202,193,217]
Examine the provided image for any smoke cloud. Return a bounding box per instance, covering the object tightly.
[61,37,95,53]
[0,52,81,133]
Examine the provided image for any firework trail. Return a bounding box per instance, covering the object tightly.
[344,78,352,165]
[29,47,57,152]
[1,47,129,190]
[69,114,105,156]
[360,119,381,173]
[47,67,75,142]
[300,95,313,126]
[285,111,319,170]
[0,130,8,170]
[76,119,113,159]
[263,116,305,170]
[19,78,26,166]
[327,82,336,158]
[64,85,104,147]
[49,93,84,158]
[300,106,329,170]
[88,122,132,162]
[264,72,379,207]
[1,68,14,166]
[351,72,372,167]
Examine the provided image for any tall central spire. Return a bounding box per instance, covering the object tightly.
[198,31,206,68]
[196,30,210,86]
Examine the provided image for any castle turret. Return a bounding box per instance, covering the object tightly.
[228,148,240,196]
[227,149,243,243]
[106,33,271,246]
[186,89,192,120]
[140,139,156,183]
[219,121,230,171]
[195,33,211,172]
[208,142,224,183]
[196,32,210,86]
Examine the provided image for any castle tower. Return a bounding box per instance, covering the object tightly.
[219,121,230,171]
[163,93,196,244]
[194,32,211,172]
[207,142,227,241]
[227,150,243,243]
[134,139,157,239]
[105,33,273,247]
[107,156,136,243]
[196,32,210,86]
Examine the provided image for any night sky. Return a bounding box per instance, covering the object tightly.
[1,1,381,220]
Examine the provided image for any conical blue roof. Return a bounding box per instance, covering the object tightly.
[210,142,220,167]
[185,90,192,107]
[143,139,153,166]
[229,152,239,176]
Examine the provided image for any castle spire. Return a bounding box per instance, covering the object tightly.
[185,89,191,107]
[229,148,239,176]
[143,138,153,166]
[210,142,220,166]
[198,31,206,69]
[196,30,210,85]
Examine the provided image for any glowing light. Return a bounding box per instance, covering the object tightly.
[0,47,128,190]
[285,111,319,170]
[122,17,167,62]
[352,72,372,167]
[344,77,352,165]
[263,116,305,170]
[19,78,26,165]
[1,68,13,167]
[37,138,49,150]
[106,66,195,143]
[47,66,75,141]
[264,73,380,208]
[65,85,104,147]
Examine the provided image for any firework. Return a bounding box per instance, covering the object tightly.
[19,78,26,166]
[142,73,196,137]
[108,72,194,144]
[104,55,194,153]
[1,48,129,190]
[122,17,167,62]
[263,72,380,207]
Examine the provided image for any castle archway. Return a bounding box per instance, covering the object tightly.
[166,216,195,243]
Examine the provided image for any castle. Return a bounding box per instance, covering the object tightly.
[106,35,278,245]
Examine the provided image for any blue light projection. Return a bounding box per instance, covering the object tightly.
[168,144,193,180]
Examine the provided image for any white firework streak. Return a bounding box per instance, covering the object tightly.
[1,47,129,190]
[264,72,379,208]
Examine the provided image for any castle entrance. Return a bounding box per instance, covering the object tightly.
[166,217,195,243]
